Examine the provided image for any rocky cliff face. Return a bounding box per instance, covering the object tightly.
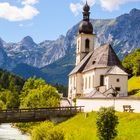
[2,35,66,68]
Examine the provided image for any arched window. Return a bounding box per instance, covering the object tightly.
[85,39,90,52]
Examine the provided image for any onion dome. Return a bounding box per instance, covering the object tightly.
[78,2,93,34]
[79,21,93,34]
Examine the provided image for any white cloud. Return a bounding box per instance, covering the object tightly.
[100,0,140,11]
[70,3,82,16]
[70,0,140,15]
[70,0,96,16]
[22,0,39,5]
[0,2,39,21]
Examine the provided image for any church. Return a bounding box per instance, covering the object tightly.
[68,2,128,99]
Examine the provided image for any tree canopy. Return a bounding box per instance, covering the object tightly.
[122,48,140,76]
[20,78,60,108]
[0,69,25,109]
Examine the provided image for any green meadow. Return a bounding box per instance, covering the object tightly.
[128,76,140,96]
[55,112,140,140]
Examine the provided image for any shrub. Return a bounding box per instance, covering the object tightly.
[31,121,64,140]
[96,107,119,140]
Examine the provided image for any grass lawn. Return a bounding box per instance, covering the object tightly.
[128,76,140,96]
[56,112,140,140]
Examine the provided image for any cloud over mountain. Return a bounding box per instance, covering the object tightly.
[70,0,140,15]
[0,1,39,21]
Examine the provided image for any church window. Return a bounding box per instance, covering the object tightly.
[116,78,119,82]
[115,87,121,91]
[92,76,94,88]
[89,76,91,88]
[85,39,90,52]
[100,75,104,86]
[85,77,87,89]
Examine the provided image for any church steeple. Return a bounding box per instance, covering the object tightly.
[76,2,94,65]
[83,1,90,21]
[79,2,93,34]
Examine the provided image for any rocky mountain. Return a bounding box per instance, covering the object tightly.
[1,35,66,69]
[0,8,139,85]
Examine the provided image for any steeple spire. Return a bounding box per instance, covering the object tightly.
[83,1,90,21]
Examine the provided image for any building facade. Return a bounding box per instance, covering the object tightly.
[68,2,128,99]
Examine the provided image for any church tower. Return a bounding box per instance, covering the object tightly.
[76,2,95,65]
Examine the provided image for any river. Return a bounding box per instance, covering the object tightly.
[0,124,30,140]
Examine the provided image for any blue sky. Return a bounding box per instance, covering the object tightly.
[0,0,140,43]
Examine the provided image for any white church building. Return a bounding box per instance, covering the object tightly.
[68,2,128,99]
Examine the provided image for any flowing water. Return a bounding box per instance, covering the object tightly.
[0,124,30,140]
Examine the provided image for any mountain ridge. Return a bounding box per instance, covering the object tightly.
[0,8,139,85]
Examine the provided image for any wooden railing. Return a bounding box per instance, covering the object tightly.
[0,106,84,123]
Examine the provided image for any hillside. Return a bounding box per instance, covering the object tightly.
[128,76,140,96]
[56,112,140,140]
[12,63,48,81]
[31,112,140,140]
[41,51,75,85]
[0,68,24,91]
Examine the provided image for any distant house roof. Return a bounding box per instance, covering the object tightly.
[69,44,124,75]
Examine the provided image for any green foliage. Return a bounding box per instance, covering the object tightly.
[0,89,19,109]
[72,98,77,107]
[122,48,140,76]
[96,107,119,140]
[0,100,4,110]
[14,122,39,133]
[0,69,25,109]
[20,78,60,108]
[54,84,68,97]
[31,121,64,140]
[128,76,140,96]
[0,68,25,93]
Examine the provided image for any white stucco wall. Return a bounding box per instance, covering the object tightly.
[106,75,128,96]
[76,73,83,94]
[77,98,140,113]
[83,70,95,94]
[94,68,108,87]
[68,75,77,98]
[68,73,83,98]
